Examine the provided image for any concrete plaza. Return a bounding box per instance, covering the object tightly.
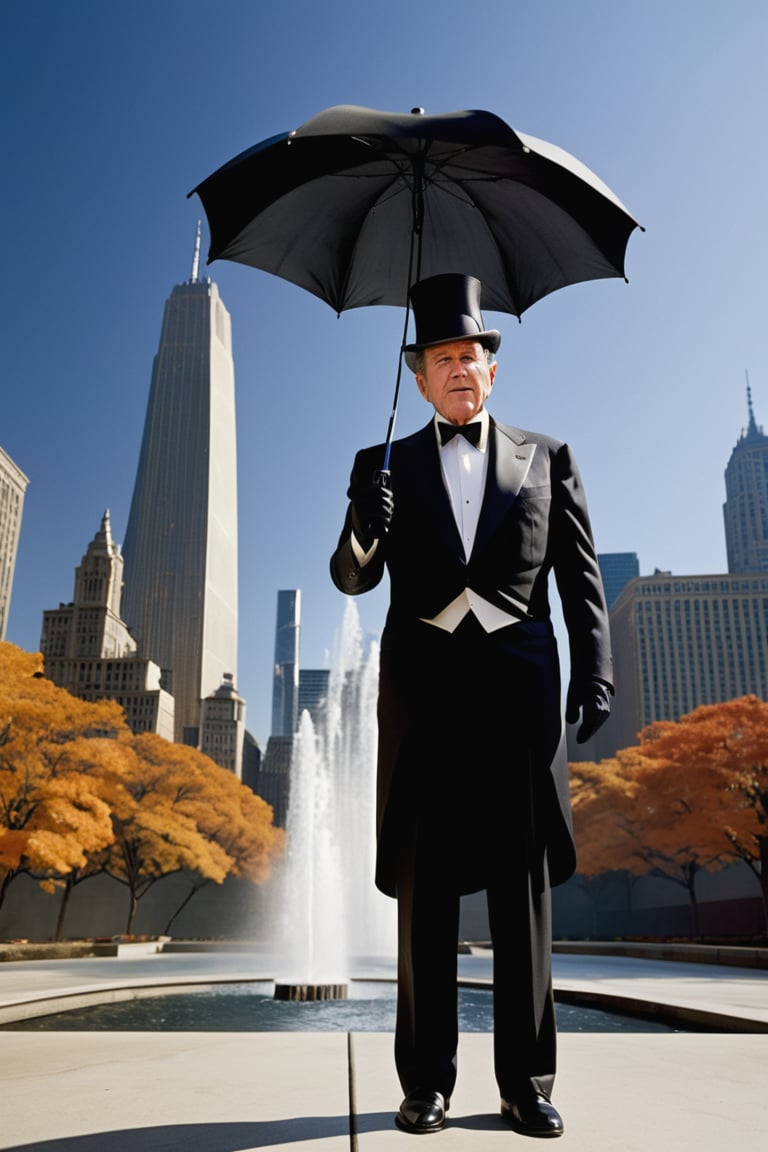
[0,947,766,1151]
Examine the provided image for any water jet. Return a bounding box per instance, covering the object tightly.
[268,600,396,991]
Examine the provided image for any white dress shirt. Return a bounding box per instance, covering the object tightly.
[421,410,517,633]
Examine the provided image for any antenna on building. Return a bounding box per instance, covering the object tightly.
[746,369,762,438]
[191,220,201,283]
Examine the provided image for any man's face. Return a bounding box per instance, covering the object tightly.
[415,340,497,425]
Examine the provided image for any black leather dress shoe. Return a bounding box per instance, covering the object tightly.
[395,1089,448,1134]
[501,1093,564,1138]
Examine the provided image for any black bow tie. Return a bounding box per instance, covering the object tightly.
[438,421,482,447]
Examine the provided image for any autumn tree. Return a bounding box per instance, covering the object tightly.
[571,744,734,934]
[570,756,645,933]
[0,643,126,913]
[622,746,733,933]
[91,733,284,935]
[148,739,285,934]
[1,642,284,939]
[636,696,768,930]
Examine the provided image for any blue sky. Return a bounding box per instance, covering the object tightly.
[3,0,768,743]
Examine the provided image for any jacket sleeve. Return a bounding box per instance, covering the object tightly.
[330,448,387,595]
[549,442,613,691]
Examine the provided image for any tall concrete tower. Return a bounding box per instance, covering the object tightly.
[122,228,238,745]
[723,380,768,573]
[0,445,29,641]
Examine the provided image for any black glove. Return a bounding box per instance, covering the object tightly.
[349,471,394,551]
[566,679,612,745]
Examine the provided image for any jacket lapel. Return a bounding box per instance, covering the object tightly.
[473,421,537,554]
[399,423,465,556]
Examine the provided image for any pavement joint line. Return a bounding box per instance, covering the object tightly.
[347,1031,359,1152]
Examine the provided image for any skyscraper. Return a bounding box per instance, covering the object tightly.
[298,668,330,727]
[122,231,239,745]
[271,589,300,737]
[0,445,29,642]
[200,672,246,777]
[723,381,768,573]
[598,551,640,610]
[41,511,175,739]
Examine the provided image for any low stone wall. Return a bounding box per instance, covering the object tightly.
[0,871,273,945]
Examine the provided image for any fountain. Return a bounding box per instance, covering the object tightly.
[270,599,396,999]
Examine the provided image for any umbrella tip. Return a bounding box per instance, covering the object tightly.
[411,107,425,115]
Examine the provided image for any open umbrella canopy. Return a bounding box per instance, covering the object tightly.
[190,104,641,318]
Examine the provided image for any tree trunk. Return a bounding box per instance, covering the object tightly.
[0,868,16,913]
[163,878,209,936]
[54,876,74,941]
[759,834,768,935]
[688,882,700,936]
[125,888,138,935]
[685,862,701,937]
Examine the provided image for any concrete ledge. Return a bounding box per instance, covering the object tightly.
[553,939,768,969]
[5,938,766,968]
[0,937,170,962]
[0,979,264,1026]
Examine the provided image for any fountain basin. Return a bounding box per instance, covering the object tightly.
[274,982,348,1001]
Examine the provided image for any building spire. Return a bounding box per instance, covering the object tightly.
[744,369,765,440]
[191,220,201,283]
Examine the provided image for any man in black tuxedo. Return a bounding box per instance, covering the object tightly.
[330,274,612,1138]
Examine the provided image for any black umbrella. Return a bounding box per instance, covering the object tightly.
[190,104,640,462]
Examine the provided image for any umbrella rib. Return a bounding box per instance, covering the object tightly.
[421,175,525,317]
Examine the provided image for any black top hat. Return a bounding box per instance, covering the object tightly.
[404,273,501,372]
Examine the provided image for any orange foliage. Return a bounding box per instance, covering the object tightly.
[0,642,284,936]
[570,695,768,929]
[636,696,768,912]
[570,757,642,877]
[0,643,127,900]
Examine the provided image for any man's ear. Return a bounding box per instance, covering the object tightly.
[488,362,498,386]
[415,373,429,400]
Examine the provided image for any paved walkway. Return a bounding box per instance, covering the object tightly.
[0,949,766,1151]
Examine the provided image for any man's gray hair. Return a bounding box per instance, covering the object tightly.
[411,345,496,375]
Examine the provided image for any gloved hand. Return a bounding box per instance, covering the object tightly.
[566,679,612,745]
[350,471,394,551]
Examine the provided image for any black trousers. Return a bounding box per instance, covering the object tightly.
[394,853,556,1103]
[384,613,561,1101]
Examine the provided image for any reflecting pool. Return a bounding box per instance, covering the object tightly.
[2,981,680,1033]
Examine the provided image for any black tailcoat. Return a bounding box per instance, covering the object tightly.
[331,416,612,900]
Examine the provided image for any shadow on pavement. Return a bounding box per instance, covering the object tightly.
[1,1116,359,1151]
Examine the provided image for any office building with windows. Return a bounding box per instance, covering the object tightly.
[298,668,330,727]
[596,570,768,756]
[200,672,246,777]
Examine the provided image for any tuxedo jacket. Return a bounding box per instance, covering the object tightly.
[330,415,612,896]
